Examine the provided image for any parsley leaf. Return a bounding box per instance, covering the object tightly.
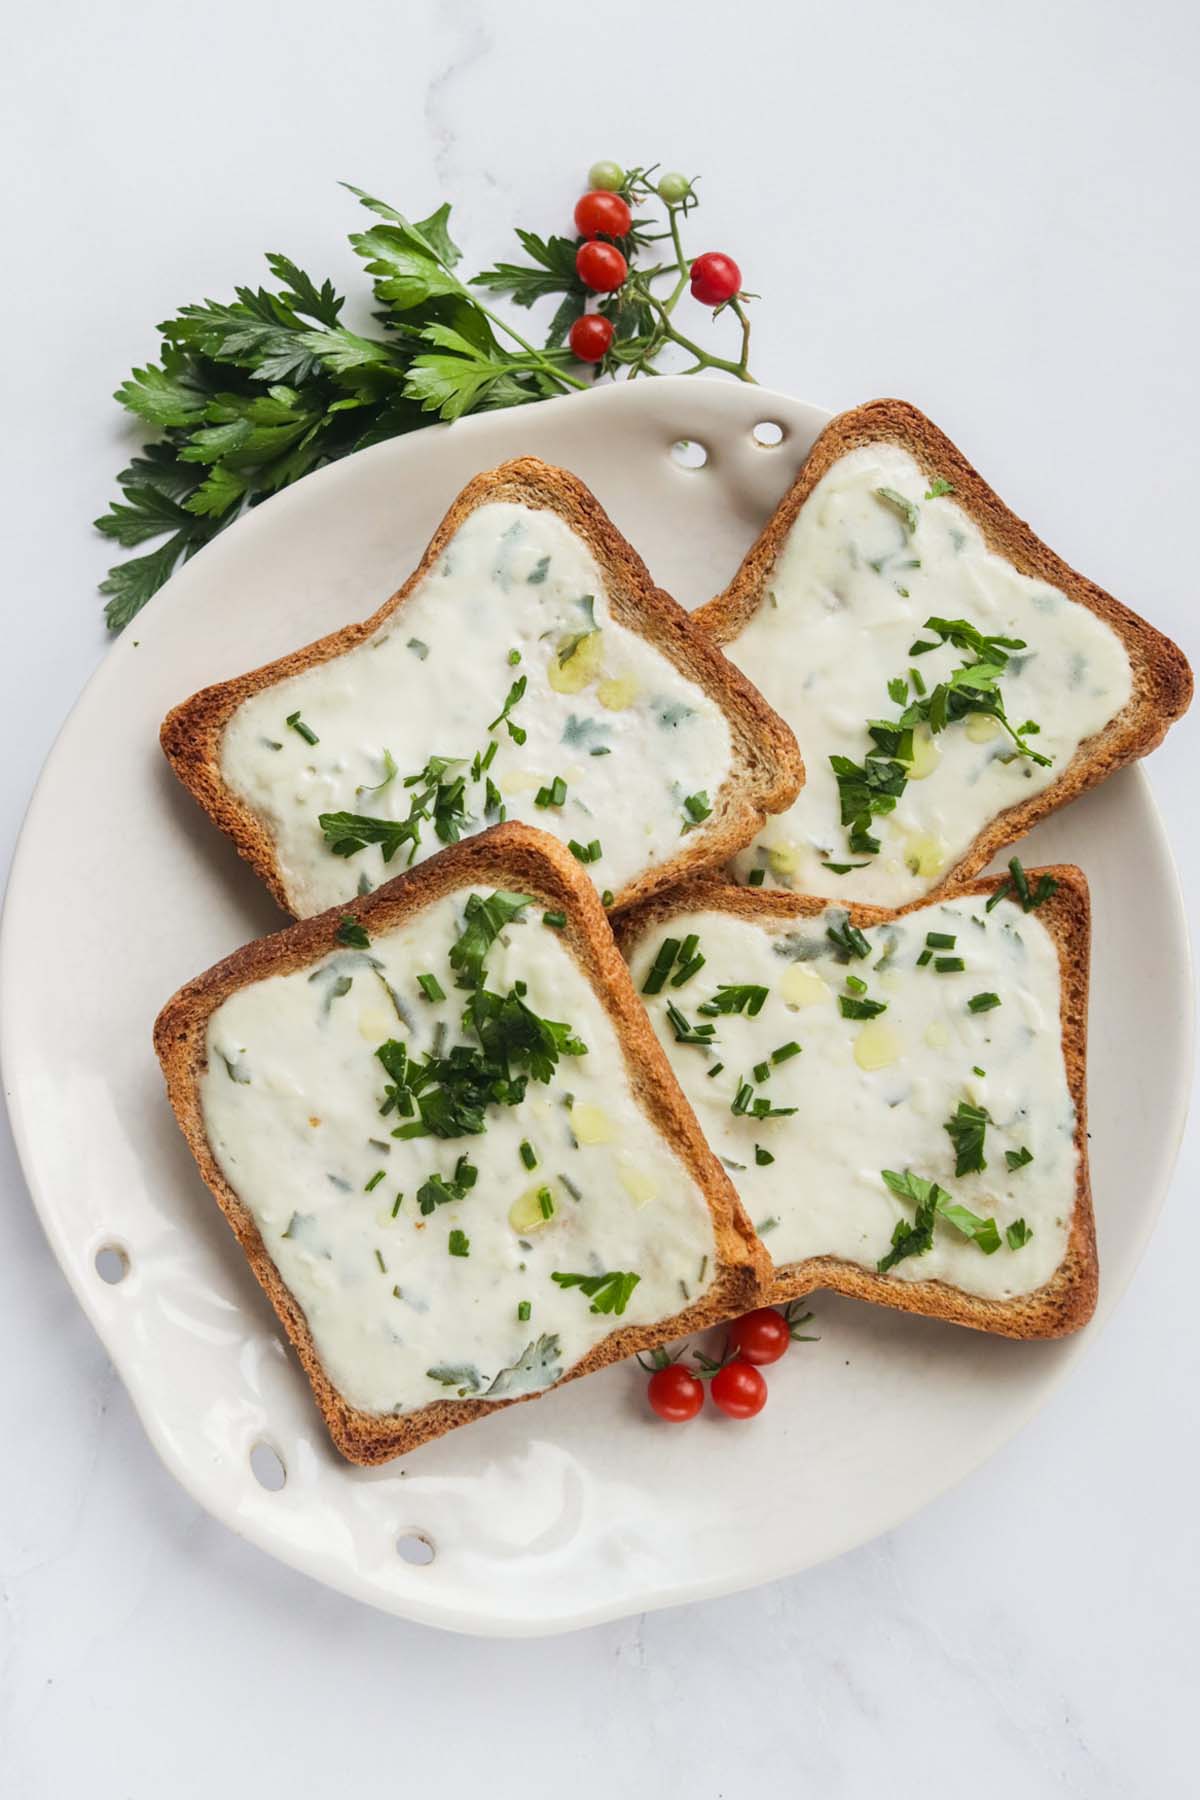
[448,890,532,990]
[551,1269,641,1316]
[945,1100,991,1175]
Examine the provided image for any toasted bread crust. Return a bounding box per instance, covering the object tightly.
[153,823,772,1464]
[160,456,804,919]
[694,400,1192,902]
[615,865,1096,1340]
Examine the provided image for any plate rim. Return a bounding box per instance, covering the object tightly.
[1,375,1193,1636]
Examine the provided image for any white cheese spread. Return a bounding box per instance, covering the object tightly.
[627,896,1076,1299]
[200,888,717,1416]
[724,444,1132,904]
[220,501,734,915]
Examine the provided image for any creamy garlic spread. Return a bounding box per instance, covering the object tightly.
[220,501,733,916]
[723,444,1132,904]
[626,897,1076,1299]
[200,887,717,1416]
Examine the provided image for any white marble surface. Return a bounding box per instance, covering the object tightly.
[1,0,1196,1792]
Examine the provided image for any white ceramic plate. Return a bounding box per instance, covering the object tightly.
[1,378,1192,1636]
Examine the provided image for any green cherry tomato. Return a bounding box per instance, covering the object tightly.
[588,160,625,192]
[657,170,692,203]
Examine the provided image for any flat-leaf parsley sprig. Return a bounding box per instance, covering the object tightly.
[96,161,757,630]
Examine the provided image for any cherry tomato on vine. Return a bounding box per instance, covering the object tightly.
[690,251,742,306]
[728,1307,791,1366]
[710,1359,767,1419]
[568,313,615,363]
[647,1362,705,1421]
[574,189,632,239]
[657,170,692,203]
[588,159,625,192]
[576,240,628,293]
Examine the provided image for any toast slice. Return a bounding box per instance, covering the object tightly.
[161,456,803,920]
[695,400,1191,907]
[617,865,1095,1339]
[154,823,771,1464]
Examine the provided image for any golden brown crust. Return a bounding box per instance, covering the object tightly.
[615,864,1096,1340]
[153,823,772,1464]
[160,456,804,919]
[694,400,1192,901]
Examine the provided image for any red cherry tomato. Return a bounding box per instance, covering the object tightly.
[576,240,628,293]
[647,1363,704,1422]
[710,1359,767,1419]
[728,1307,791,1365]
[574,189,632,239]
[690,251,742,307]
[567,314,615,363]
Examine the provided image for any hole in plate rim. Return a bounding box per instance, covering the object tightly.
[395,1530,436,1566]
[668,438,709,471]
[249,1439,288,1492]
[94,1243,130,1285]
[751,419,786,446]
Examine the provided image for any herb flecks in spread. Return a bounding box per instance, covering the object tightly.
[223,498,733,917]
[726,442,1133,905]
[629,895,1078,1303]
[199,884,718,1416]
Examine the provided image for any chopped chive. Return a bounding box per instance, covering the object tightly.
[519,1140,538,1170]
[643,937,681,994]
[416,972,446,1003]
[671,954,706,987]
[364,1169,385,1193]
[587,838,602,861]
[909,665,927,696]
[846,974,867,995]
[535,775,568,809]
[285,711,318,745]
[601,889,615,907]
[925,931,956,949]
[391,1193,404,1216]
[968,992,1001,1013]
[731,1080,753,1116]
[508,648,521,665]
[935,956,965,973]
[748,869,765,887]
[568,838,598,863]
[1009,857,1032,907]
[537,1186,555,1220]
[706,1062,725,1078]
[558,1171,583,1202]
[755,1216,779,1235]
[772,1041,802,1064]
[517,1299,531,1322]
[973,1065,986,1077]
[542,909,567,928]
[374,1249,387,1273]
[917,949,932,966]
[754,1145,775,1166]
[753,1060,771,1083]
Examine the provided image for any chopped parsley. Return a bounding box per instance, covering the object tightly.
[944,1100,990,1175]
[335,915,371,949]
[406,637,429,660]
[1005,1146,1034,1172]
[839,992,887,1020]
[356,748,398,797]
[698,983,768,1018]
[319,752,471,864]
[487,674,528,744]
[417,1154,478,1214]
[754,1145,775,1166]
[681,790,712,831]
[286,710,319,745]
[1006,1218,1033,1248]
[878,1167,1000,1266]
[447,1229,470,1257]
[449,890,532,989]
[924,477,954,499]
[542,910,567,929]
[551,1269,641,1316]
